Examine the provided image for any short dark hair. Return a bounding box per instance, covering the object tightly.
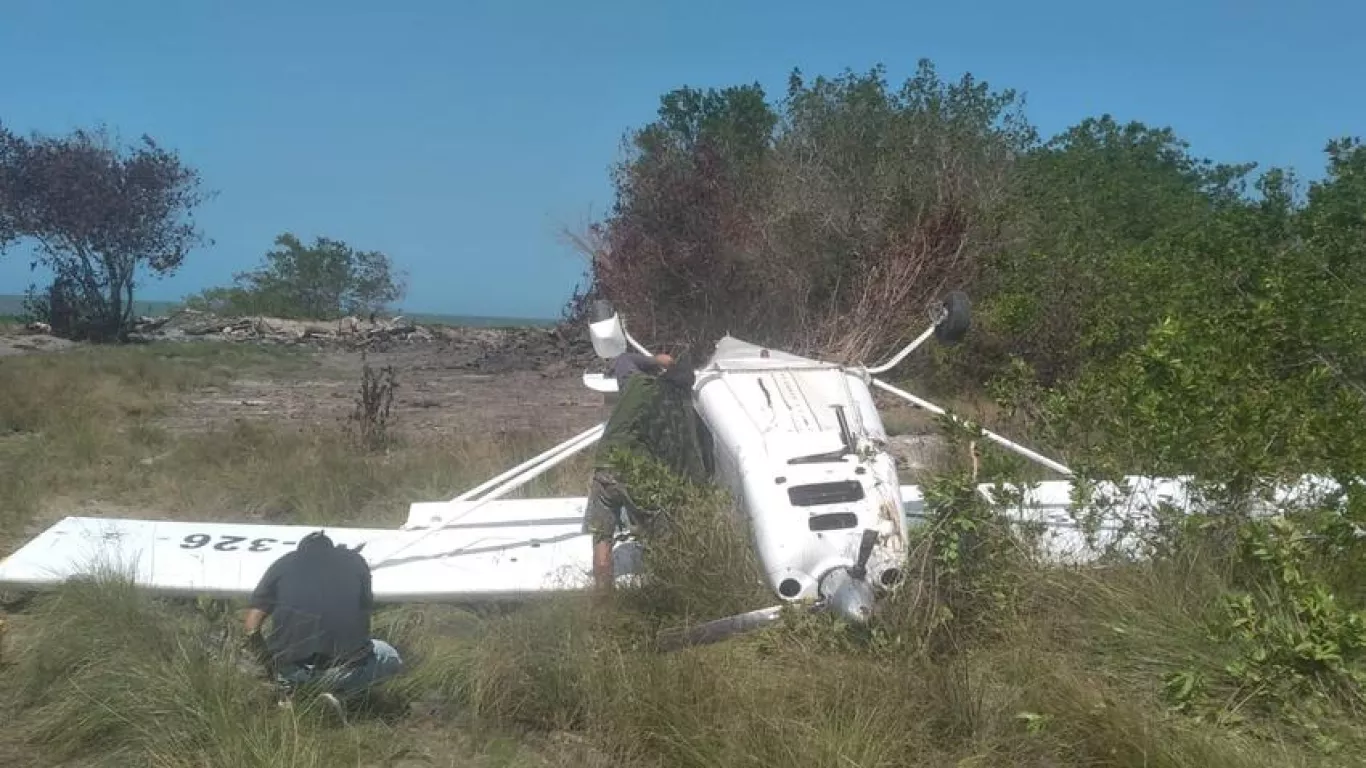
[298,530,333,551]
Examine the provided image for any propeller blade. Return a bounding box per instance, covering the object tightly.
[850,528,878,580]
[655,604,795,651]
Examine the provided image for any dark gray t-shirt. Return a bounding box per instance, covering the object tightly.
[611,352,662,389]
[249,540,373,667]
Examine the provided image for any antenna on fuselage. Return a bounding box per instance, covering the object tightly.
[832,404,855,456]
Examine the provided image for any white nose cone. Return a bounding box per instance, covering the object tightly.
[819,566,876,624]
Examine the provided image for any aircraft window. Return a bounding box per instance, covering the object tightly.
[787,481,864,506]
[808,512,858,531]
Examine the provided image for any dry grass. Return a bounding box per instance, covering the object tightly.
[0,341,1358,767]
[0,342,589,543]
[0,344,296,540]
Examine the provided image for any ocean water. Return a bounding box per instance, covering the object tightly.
[0,294,558,328]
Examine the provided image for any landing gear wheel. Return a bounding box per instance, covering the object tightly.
[933,291,971,345]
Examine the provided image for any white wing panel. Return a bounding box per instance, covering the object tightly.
[0,515,619,602]
[899,475,1341,565]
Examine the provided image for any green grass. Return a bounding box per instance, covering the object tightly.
[0,341,1362,767]
[3,563,1332,767]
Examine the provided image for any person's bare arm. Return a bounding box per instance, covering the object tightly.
[244,557,284,634]
[242,564,280,671]
[244,607,267,634]
[592,538,614,592]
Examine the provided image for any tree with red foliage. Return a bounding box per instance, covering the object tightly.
[0,123,210,341]
[570,61,1033,367]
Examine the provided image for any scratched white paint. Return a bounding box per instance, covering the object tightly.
[0,514,618,601]
[0,473,1341,600]
[693,336,910,601]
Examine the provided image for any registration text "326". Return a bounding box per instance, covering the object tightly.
[179,534,294,553]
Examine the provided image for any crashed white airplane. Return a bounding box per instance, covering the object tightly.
[0,293,1342,644]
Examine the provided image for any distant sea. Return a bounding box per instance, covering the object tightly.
[0,294,559,328]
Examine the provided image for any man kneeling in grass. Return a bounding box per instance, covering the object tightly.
[243,531,403,716]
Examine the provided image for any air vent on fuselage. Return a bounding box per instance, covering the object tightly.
[787,480,864,506]
[809,512,858,531]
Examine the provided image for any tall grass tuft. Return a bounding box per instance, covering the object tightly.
[0,575,361,767]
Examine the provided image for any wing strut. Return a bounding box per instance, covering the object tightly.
[447,422,607,505]
[371,425,605,567]
[868,378,1073,477]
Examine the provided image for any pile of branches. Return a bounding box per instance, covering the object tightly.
[566,64,1031,367]
[128,310,434,348]
[116,310,601,373]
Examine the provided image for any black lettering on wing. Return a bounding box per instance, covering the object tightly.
[214,535,246,551]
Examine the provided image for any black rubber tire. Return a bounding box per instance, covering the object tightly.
[933,290,971,344]
[591,299,615,323]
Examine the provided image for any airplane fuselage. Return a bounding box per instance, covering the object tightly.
[688,337,909,615]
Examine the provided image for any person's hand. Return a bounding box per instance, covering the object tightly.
[654,353,674,369]
[243,629,273,669]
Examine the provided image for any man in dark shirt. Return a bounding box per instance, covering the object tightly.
[610,351,673,391]
[244,531,403,709]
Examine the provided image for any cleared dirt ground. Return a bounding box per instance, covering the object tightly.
[2,321,944,468]
[153,342,612,441]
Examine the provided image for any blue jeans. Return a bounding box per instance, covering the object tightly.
[275,639,404,699]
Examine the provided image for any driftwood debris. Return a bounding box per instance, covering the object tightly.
[118,310,599,372]
[129,310,437,347]
[0,308,600,374]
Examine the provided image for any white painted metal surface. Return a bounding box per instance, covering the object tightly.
[870,377,1074,476]
[0,512,644,601]
[695,336,908,603]
[379,427,603,570]
[446,424,605,505]
[582,373,617,393]
[901,473,1345,565]
[0,475,1343,599]
[588,315,628,359]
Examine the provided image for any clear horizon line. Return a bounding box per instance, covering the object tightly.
[0,292,564,323]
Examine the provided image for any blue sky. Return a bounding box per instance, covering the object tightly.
[0,0,1360,319]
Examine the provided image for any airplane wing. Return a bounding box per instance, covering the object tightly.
[0,482,1189,601]
[4,476,1337,601]
[902,474,1339,565]
[900,477,1205,563]
[0,504,642,602]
